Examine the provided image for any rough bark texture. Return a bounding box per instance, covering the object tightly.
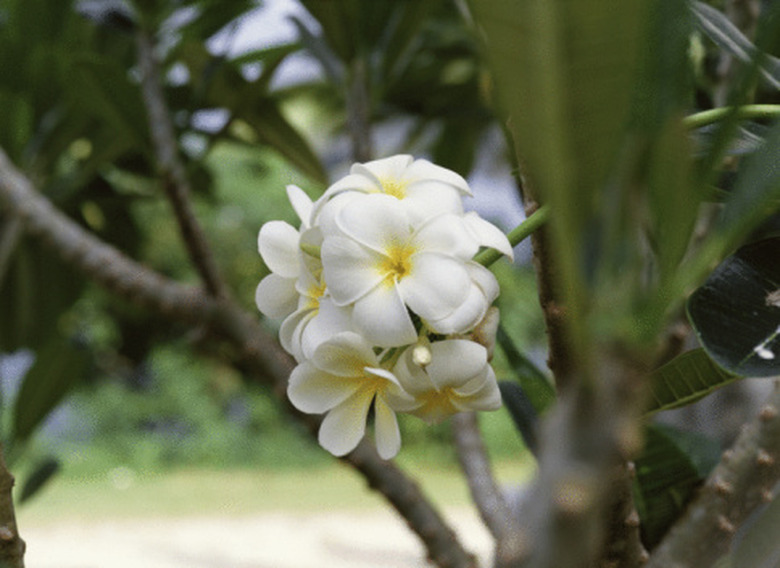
[0,444,24,568]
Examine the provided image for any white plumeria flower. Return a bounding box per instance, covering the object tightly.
[393,339,502,424]
[254,186,314,319]
[255,220,301,319]
[287,332,417,459]
[313,154,471,225]
[321,193,481,347]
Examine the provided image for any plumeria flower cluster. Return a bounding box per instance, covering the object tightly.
[255,155,513,459]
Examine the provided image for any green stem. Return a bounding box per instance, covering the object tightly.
[474,204,550,267]
[683,104,780,130]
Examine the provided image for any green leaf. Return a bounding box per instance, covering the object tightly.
[633,424,720,548]
[688,237,780,377]
[645,349,740,415]
[68,55,150,152]
[717,121,780,251]
[497,325,556,413]
[239,102,327,185]
[12,336,89,444]
[0,238,84,352]
[498,381,539,455]
[692,2,780,91]
[469,0,650,366]
[19,457,60,504]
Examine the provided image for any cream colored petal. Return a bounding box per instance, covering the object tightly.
[336,193,411,254]
[255,275,298,319]
[427,340,488,390]
[463,212,513,261]
[357,155,413,184]
[258,221,300,278]
[401,252,470,321]
[286,184,313,228]
[414,214,479,260]
[287,362,360,414]
[404,158,471,195]
[353,282,417,348]
[321,236,385,306]
[311,331,378,376]
[374,397,402,460]
[318,389,374,457]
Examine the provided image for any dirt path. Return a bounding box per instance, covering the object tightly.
[22,508,493,568]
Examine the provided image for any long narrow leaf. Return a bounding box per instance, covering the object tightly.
[692,2,780,91]
[497,325,556,413]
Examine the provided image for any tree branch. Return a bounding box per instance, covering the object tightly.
[0,148,476,568]
[452,412,524,566]
[0,443,23,568]
[135,28,229,300]
[646,381,780,568]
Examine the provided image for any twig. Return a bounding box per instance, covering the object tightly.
[646,382,780,568]
[0,443,23,568]
[452,412,524,566]
[0,148,476,568]
[135,29,229,300]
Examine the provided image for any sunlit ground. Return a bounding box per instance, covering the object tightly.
[18,458,534,568]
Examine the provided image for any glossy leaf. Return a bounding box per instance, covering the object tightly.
[645,349,740,415]
[497,325,556,413]
[12,336,89,444]
[633,424,720,548]
[688,237,780,377]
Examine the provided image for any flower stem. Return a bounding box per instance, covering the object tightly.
[474,204,550,267]
[683,104,780,130]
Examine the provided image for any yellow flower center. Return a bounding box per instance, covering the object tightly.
[303,279,327,310]
[414,388,458,422]
[379,242,415,283]
[380,178,407,199]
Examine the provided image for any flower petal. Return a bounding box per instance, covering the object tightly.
[463,212,514,261]
[357,155,414,184]
[286,185,313,228]
[427,340,488,390]
[258,221,300,278]
[321,236,385,305]
[279,307,313,361]
[287,362,360,413]
[255,274,299,319]
[312,331,378,376]
[453,369,502,412]
[318,389,374,456]
[414,214,479,259]
[404,158,472,196]
[426,263,498,334]
[336,193,412,254]
[426,283,488,334]
[353,282,417,347]
[299,299,354,360]
[374,397,401,460]
[401,252,470,321]
[401,182,464,224]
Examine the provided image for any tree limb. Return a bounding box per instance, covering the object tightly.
[135,28,229,301]
[452,412,524,566]
[646,381,780,568]
[0,148,477,568]
[0,444,23,568]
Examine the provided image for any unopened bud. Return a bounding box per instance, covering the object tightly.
[412,343,432,367]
